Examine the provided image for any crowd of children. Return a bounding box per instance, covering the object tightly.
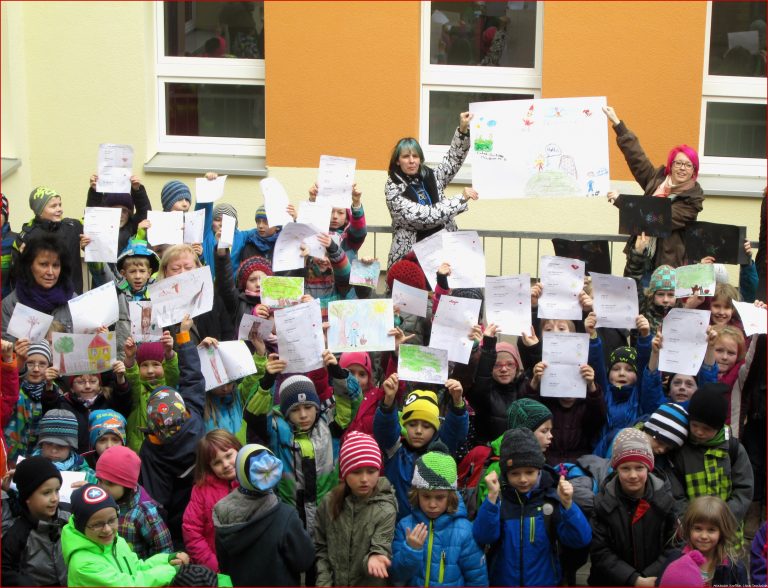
[0,115,766,588]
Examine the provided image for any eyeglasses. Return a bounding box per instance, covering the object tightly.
[25,361,49,370]
[74,377,100,386]
[493,362,516,370]
[671,160,693,170]
[86,516,119,531]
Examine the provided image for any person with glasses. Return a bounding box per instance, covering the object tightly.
[603,105,704,272]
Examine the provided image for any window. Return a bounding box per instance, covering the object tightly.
[420,1,542,162]
[701,1,766,175]
[156,1,265,156]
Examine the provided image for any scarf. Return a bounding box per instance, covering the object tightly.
[32,447,79,472]
[15,278,73,314]
[70,392,101,409]
[245,230,279,255]
[21,380,46,402]
[687,427,730,502]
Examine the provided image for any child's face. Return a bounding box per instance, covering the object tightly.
[245,270,266,295]
[710,299,733,326]
[139,360,164,386]
[505,466,540,494]
[329,208,347,230]
[209,446,238,481]
[25,353,50,384]
[40,441,70,462]
[120,264,151,292]
[533,419,553,452]
[256,218,277,238]
[345,466,380,498]
[347,364,370,391]
[492,352,518,385]
[616,462,648,498]
[288,403,318,432]
[71,375,101,399]
[713,336,739,374]
[98,478,126,501]
[84,507,119,545]
[690,521,721,558]
[609,362,637,387]
[542,320,572,333]
[117,206,131,228]
[39,196,63,222]
[95,433,122,455]
[669,374,697,403]
[647,434,673,455]
[653,290,676,308]
[170,199,191,212]
[211,216,222,236]
[404,420,436,449]
[26,477,61,520]
[164,252,197,277]
[689,420,718,443]
[419,489,450,519]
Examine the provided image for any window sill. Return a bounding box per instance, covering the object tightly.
[143,153,267,177]
[1,157,21,180]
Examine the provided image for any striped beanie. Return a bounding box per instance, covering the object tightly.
[611,427,654,471]
[255,205,268,222]
[29,186,60,217]
[644,403,688,448]
[37,409,79,449]
[1,193,8,221]
[160,180,191,211]
[401,390,440,431]
[236,444,283,495]
[27,340,53,365]
[89,409,127,448]
[236,255,273,290]
[213,203,238,227]
[649,265,676,293]
[412,442,457,490]
[279,375,321,417]
[339,431,381,479]
[507,398,553,431]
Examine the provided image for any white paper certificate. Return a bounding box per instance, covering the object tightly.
[298,201,333,232]
[590,272,638,330]
[195,175,227,204]
[412,230,447,290]
[183,208,206,244]
[96,143,133,193]
[147,211,183,246]
[217,214,236,249]
[485,275,532,336]
[274,299,325,373]
[84,207,122,263]
[316,155,356,209]
[392,280,429,318]
[147,266,215,328]
[658,308,711,376]
[273,222,323,272]
[537,256,585,320]
[732,301,767,336]
[429,295,482,364]
[69,282,120,333]
[237,314,275,341]
[442,231,486,288]
[261,178,294,228]
[540,331,589,398]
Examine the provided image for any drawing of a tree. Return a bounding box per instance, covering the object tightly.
[26,316,41,339]
[54,336,74,373]
[329,303,355,347]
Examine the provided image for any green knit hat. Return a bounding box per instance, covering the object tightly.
[649,265,676,292]
[506,398,553,431]
[411,442,457,490]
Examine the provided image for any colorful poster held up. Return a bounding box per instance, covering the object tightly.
[129,301,163,343]
[327,299,395,353]
[52,332,117,375]
[398,344,448,385]
[260,276,304,308]
[469,97,610,199]
[349,259,380,288]
[147,266,214,327]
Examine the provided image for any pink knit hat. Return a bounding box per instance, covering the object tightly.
[339,352,373,390]
[339,431,381,479]
[136,342,164,366]
[495,341,522,375]
[95,445,141,491]
[659,549,706,586]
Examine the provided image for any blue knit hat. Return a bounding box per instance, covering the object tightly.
[644,403,688,448]
[278,375,321,417]
[88,409,127,448]
[160,180,191,211]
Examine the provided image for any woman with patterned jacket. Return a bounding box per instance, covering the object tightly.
[385,112,478,268]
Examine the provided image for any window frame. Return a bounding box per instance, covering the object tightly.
[700,2,766,176]
[154,2,265,157]
[419,2,543,163]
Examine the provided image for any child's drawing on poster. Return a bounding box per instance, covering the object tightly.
[147,266,214,328]
[327,299,395,353]
[349,259,380,288]
[470,97,610,199]
[52,332,116,375]
[129,301,162,343]
[260,276,305,309]
[6,303,54,342]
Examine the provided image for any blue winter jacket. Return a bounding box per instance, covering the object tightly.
[472,471,592,587]
[373,403,468,521]
[392,498,488,587]
[591,334,652,457]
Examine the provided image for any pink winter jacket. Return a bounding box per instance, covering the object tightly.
[182,473,237,572]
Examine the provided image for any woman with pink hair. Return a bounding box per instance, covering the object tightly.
[603,105,704,270]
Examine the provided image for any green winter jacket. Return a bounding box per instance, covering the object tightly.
[61,517,177,587]
[314,477,398,587]
[125,354,179,452]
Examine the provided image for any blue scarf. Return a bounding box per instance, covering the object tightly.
[21,380,46,402]
[245,230,279,255]
[15,278,73,314]
[32,447,80,472]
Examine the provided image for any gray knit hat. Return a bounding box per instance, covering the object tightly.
[160,180,191,211]
[411,442,457,490]
[278,375,321,417]
[27,340,53,366]
[213,203,238,228]
[29,186,60,218]
[500,428,545,476]
[37,409,79,449]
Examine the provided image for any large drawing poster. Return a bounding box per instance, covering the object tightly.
[469,97,610,199]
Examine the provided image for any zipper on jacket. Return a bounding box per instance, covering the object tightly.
[424,520,434,587]
[439,551,445,584]
[517,491,524,585]
[112,542,123,573]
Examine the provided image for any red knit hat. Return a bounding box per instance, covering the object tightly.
[95,445,141,491]
[237,256,273,291]
[136,342,164,366]
[339,431,382,479]
[386,253,427,291]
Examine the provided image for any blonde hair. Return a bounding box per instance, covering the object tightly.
[712,324,746,361]
[158,244,202,279]
[681,496,738,564]
[407,488,459,514]
[712,283,740,306]
[540,319,576,333]
[120,257,152,271]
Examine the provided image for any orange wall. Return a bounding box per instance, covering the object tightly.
[266,1,421,170]
[543,2,707,182]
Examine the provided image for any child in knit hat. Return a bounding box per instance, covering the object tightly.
[160,180,192,212]
[2,456,68,586]
[641,402,690,465]
[658,496,748,586]
[374,375,468,520]
[95,444,173,559]
[34,408,96,484]
[588,427,680,586]
[314,431,398,586]
[88,408,127,457]
[214,444,315,586]
[62,484,190,587]
[392,444,488,586]
[215,248,273,334]
[634,264,681,337]
[474,428,591,587]
[240,205,282,262]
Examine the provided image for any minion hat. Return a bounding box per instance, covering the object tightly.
[160,180,191,211]
[649,265,676,293]
[401,390,440,431]
[609,346,638,373]
[145,386,188,442]
[29,186,60,218]
[235,444,283,495]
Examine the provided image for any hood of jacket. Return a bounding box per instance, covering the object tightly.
[212,491,281,555]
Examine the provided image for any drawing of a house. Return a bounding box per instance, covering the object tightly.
[88,334,111,372]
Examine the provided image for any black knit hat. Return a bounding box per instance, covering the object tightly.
[609,346,638,373]
[171,564,220,586]
[70,484,119,533]
[499,428,545,476]
[688,383,729,431]
[13,456,62,504]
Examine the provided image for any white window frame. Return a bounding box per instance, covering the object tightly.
[700,2,766,177]
[154,2,265,157]
[419,1,543,163]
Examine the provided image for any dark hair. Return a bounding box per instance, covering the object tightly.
[407,488,459,514]
[16,233,71,288]
[388,137,426,180]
